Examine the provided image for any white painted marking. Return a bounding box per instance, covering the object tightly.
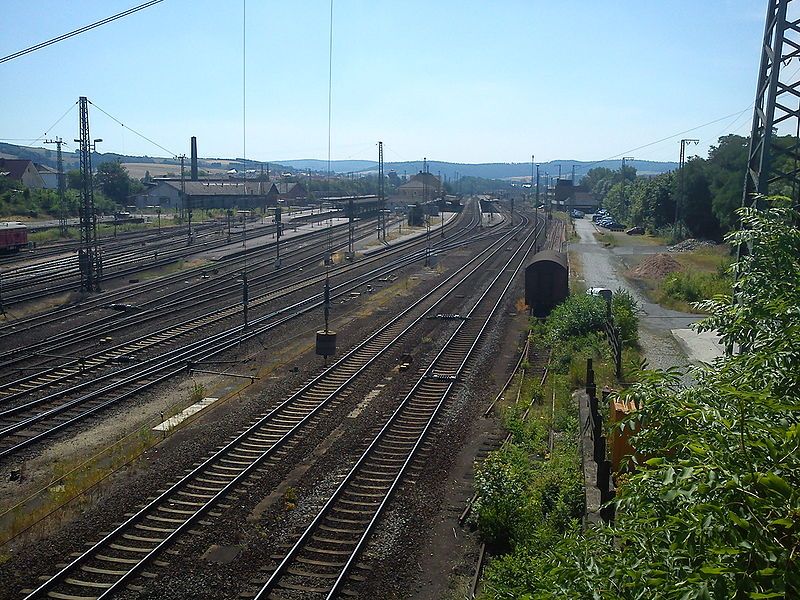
[153,397,220,431]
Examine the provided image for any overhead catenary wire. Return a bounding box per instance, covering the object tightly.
[26,101,78,148]
[88,100,177,157]
[0,0,165,65]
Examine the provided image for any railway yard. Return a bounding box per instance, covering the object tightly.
[0,199,563,599]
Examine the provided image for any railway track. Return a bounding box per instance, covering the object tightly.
[1,221,278,305]
[19,212,540,600]
[0,216,391,353]
[251,212,544,600]
[0,208,346,305]
[0,219,219,267]
[0,209,490,459]
[0,213,409,345]
[0,212,472,375]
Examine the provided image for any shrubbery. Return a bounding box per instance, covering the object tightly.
[480,205,800,598]
[544,293,606,344]
[660,269,731,306]
[611,288,639,345]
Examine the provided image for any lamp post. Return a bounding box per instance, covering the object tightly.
[675,139,699,239]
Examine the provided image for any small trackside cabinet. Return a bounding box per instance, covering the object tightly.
[316,331,337,358]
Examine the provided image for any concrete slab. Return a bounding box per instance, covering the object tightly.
[671,329,725,364]
[359,211,458,255]
[153,397,220,431]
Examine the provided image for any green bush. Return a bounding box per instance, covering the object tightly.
[482,206,800,599]
[661,270,731,306]
[611,287,639,346]
[545,294,606,345]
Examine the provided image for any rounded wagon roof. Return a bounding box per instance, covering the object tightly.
[527,250,567,269]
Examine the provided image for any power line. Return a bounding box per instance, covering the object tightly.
[88,100,177,157]
[0,0,165,64]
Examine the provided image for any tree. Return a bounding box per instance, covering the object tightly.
[679,158,719,239]
[95,161,132,206]
[582,167,614,195]
[66,169,82,190]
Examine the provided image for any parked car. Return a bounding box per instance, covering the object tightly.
[605,221,625,231]
[626,226,645,235]
[570,209,585,219]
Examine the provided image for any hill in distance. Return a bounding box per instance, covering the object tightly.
[1,142,677,182]
[272,158,678,180]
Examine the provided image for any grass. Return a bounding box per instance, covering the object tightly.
[630,245,732,313]
[29,228,77,244]
[566,250,586,294]
[592,227,668,248]
[593,231,617,247]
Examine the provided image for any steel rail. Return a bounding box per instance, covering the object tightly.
[0,210,476,378]
[254,215,543,599]
[20,209,526,600]
[0,210,504,458]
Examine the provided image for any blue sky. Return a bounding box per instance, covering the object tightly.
[0,1,770,165]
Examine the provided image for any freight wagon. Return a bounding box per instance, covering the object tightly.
[0,222,29,252]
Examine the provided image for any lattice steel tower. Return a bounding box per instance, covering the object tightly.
[76,96,102,292]
[44,137,67,236]
[743,0,800,207]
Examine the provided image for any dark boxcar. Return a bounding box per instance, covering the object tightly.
[0,222,28,252]
[524,250,569,317]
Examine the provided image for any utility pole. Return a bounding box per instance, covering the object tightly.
[535,163,540,208]
[44,137,67,236]
[424,215,431,267]
[378,141,385,240]
[675,139,699,238]
[275,202,282,267]
[75,96,102,293]
[178,154,190,244]
[347,196,354,258]
[743,0,800,210]
[622,156,635,216]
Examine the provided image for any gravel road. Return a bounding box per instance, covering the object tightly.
[569,218,723,374]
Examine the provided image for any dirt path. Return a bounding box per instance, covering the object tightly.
[569,218,723,372]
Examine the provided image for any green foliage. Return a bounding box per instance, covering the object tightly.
[611,288,639,346]
[474,425,582,552]
[95,161,133,206]
[660,270,731,306]
[544,293,606,345]
[588,134,800,241]
[485,205,800,599]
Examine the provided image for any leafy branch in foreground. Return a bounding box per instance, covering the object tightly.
[484,204,799,599]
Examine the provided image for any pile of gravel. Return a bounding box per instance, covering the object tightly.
[668,238,718,252]
[628,253,682,279]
